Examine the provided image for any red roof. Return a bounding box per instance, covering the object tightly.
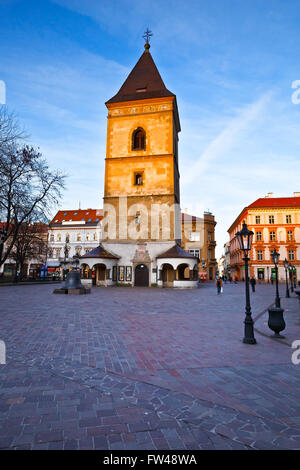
[49,209,103,225]
[248,197,300,208]
[106,46,175,104]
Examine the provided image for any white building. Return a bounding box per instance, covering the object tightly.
[47,209,103,277]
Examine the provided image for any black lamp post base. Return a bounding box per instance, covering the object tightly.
[271,333,285,339]
[243,337,257,344]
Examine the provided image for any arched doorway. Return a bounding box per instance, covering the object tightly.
[134,264,149,287]
[161,263,175,287]
[80,263,91,279]
[177,263,190,281]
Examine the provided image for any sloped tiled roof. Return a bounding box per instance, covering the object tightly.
[248,197,300,208]
[157,244,198,259]
[80,244,120,260]
[106,46,175,104]
[49,209,103,225]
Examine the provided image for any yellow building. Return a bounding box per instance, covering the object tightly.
[181,211,217,280]
[80,39,198,287]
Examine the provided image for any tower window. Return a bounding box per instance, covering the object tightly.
[132,128,146,150]
[134,172,143,186]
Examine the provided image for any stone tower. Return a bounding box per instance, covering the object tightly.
[80,39,198,287]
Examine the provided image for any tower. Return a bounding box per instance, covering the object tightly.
[102,40,181,246]
[80,36,198,287]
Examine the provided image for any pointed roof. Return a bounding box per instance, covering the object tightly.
[106,45,175,104]
[157,244,198,260]
[80,244,120,260]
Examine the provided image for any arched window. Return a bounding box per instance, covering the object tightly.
[57,233,61,242]
[132,128,146,150]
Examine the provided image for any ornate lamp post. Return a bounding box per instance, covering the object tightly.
[271,249,281,308]
[292,264,297,289]
[288,264,294,293]
[268,249,286,338]
[236,221,256,344]
[60,241,70,281]
[283,258,290,298]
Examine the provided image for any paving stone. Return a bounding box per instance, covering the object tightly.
[1,283,300,450]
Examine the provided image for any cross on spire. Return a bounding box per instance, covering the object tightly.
[143,28,153,44]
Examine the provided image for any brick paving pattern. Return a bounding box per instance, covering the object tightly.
[0,281,300,449]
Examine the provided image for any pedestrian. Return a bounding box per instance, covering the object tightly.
[271,276,274,285]
[234,276,238,284]
[229,276,232,284]
[250,277,256,292]
[216,277,223,294]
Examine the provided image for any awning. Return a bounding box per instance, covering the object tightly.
[46,261,60,267]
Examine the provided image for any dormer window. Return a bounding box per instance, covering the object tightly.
[136,87,147,93]
[132,128,146,150]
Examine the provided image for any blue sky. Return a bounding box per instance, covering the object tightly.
[1,0,300,257]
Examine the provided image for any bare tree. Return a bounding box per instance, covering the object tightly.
[0,107,66,268]
[9,222,48,281]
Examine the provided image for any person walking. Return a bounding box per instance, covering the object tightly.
[250,277,256,293]
[216,277,223,294]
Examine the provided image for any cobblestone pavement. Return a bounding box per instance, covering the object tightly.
[0,282,300,450]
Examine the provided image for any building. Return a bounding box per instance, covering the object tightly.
[79,38,198,287]
[223,241,231,275]
[48,209,103,277]
[228,193,300,282]
[0,222,48,279]
[181,211,217,280]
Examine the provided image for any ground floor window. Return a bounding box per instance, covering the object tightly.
[126,266,132,282]
[257,268,264,280]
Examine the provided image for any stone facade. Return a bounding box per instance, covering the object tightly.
[181,211,217,280]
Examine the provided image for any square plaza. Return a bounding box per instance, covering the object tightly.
[0,282,300,450]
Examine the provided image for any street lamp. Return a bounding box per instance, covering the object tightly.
[292,264,296,289]
[236,220,256,344]
[60,242,70,281]
[288,263,294,293]
[283,258,290,298]
[271,249,281,308]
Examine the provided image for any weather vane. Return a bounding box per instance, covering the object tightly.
[143,28,153,44]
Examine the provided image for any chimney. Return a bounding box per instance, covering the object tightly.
[265,192,274,198]
[293,192,300,197]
